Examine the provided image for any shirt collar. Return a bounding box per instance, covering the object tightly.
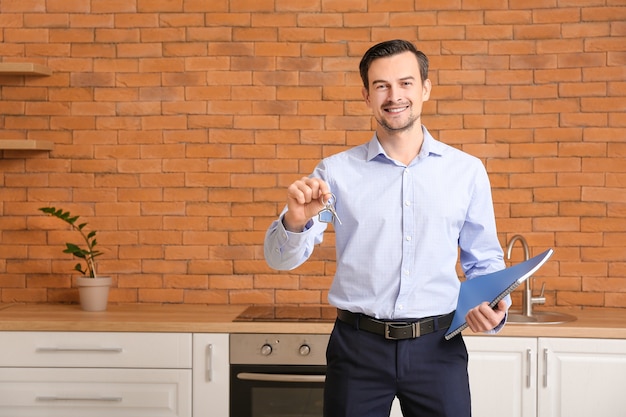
[366,125,445,162]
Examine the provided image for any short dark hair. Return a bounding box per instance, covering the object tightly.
[359,39,429,89]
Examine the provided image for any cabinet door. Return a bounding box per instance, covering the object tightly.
[465,336,537,417]
[0,368,191,417]
[538,337,626,417]
[193,333,229,416]
[0,332,191,368]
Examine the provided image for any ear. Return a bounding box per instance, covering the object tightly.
[362,86,370,105]
[422,79,432,101]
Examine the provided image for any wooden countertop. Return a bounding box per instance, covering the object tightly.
[0,304,333,334]
[0,303,625,339]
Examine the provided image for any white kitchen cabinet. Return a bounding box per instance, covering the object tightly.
[465,336,536,417]
[538,337,626,417]
[193,333,229,416]
[466,336,626,417]
[0,368,190,417]
[0,332,192,417]
[0,331,191,368]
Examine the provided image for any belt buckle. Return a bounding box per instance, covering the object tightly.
[384,322,420,340]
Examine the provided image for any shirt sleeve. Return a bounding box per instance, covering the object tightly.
[264,210,327,271]
[458,162,506,280]
[457,160,511,334]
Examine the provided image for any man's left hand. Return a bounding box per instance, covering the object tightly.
[465,299,508,333]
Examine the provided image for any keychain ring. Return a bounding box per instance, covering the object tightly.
[318,193,342,225]
[324,192,337,205]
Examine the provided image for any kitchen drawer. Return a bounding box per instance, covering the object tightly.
[0,368,191,417]
[0,332,191,368]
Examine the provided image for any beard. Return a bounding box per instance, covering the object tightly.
[375,106,420,134]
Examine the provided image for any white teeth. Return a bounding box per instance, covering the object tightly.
[386,107,405,113]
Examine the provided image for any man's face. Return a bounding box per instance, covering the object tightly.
[362,51,431,135]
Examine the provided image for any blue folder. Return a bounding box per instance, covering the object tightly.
[445,248,554,340]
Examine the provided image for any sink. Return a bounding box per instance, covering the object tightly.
[507,310,576,325]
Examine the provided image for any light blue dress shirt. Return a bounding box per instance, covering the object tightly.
[265,126,507,321]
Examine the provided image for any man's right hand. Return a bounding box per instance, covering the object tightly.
[283,177,331,232]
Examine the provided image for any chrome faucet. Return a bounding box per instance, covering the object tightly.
[506,234,546,317]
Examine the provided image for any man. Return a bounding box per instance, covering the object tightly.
[264,39,509,417]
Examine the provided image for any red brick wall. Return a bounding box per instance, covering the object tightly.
[1,1,625,310]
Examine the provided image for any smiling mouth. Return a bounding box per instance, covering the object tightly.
[384,105,409,114]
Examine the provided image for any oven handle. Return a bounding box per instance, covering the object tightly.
[236,372,326,383]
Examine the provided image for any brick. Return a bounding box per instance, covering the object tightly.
[69,14,114,29]
[118,43,162,58]
[610,262,626,278]
[515,24,561,40]
[91,0,137,13]
[4,28,49,43]
[182,289,229,304]
[492,188,533,203]
[140,27,185,42]
[138,288,184,303]
[583,277,626,293]
[583,187,626,203]
[582,6,626,22]
[322,0,367,13]
[510,202,558,217]
[47,0,90,12]
[563,22,610,38]
[1,0,45,12]
[276,289,321,304]
[485,10,532,24]
[254,274,298,289]
[585,67,626,83]
[607,173,626,187]
[606,293,626,308]
[24,13,69,28]
[344,13,390,28]
[137,0,183,12]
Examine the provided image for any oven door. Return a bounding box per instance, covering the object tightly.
[230,364,326,417]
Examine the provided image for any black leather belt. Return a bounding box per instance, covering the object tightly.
[337,309,454,340]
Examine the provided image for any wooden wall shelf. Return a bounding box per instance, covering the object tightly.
[0,63,52,76]
[0,140,54,151]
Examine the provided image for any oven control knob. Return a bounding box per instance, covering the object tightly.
[260,344,273,356]
[299,344,311,356]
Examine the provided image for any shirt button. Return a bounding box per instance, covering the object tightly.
[398,305,404,310]
[405,201,411,206]
[406,236,411,241]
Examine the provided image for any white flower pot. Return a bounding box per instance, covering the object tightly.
[76,276,112,312]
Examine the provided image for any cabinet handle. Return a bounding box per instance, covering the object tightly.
[36,347,123,353]
[526,348,532,388]
[543,348,549,388]
[206,344,213,382]
[36,395,122,402]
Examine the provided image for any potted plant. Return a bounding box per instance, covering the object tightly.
[39,206,111,311]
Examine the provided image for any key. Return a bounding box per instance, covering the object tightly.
[318,193,342,225]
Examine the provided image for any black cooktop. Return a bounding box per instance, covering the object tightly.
[234,305,337,322]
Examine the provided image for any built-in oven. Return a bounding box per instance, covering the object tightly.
[230,333,329,417]
[230,306,336,417]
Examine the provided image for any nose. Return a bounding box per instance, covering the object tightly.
[387,86,403,103]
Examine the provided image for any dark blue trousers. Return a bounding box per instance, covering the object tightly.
[324,318,471,417]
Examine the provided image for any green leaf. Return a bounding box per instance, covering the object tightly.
[73,263,86,275]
